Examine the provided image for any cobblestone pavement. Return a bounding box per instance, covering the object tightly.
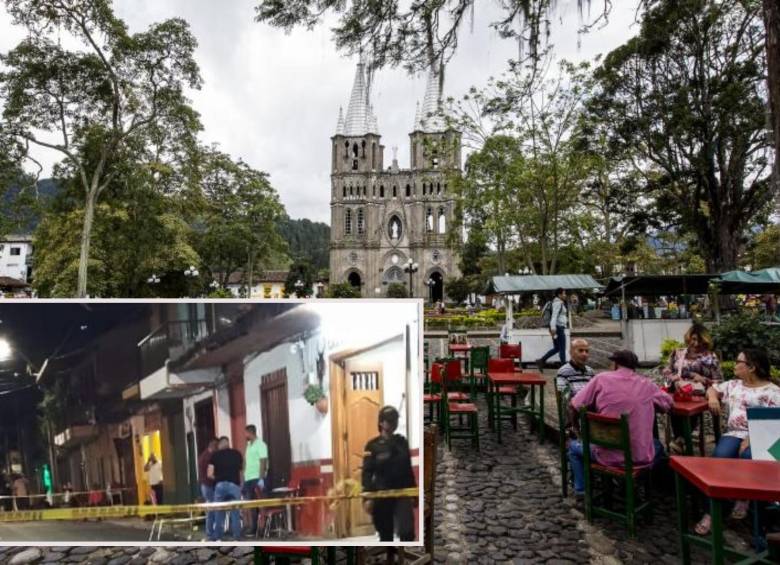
[432,395,757,565]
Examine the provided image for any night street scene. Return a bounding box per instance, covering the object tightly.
[0,302,422,552]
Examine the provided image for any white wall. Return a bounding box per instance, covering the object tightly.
[0,239,32,281]
[243,330,333,464]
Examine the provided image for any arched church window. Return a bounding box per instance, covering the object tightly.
[437,182,441,194]
[363,186,367,196]
[372,143,377,169]
[405,184,411,198]
[361,140,366,158]
[352,143,359,158]
[392,186,397,198]
[345,209,352,235]
[438,207,446,233]
[342,186,346,198]
[357,208,365,234]
[380,185,385,198]
[426,208,434,232]
[372,185,376,197]
[388,215,402,241]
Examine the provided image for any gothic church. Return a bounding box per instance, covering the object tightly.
[329,60,462,300]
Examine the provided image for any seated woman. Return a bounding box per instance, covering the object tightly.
[662,324,722,454]
[695,348,780,535]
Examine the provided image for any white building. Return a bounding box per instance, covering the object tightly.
[0,234,32,282]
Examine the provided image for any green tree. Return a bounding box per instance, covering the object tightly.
[745,224,780,269]
[193,148,286,291]
[0,0,202,296]
[276,216,330,271]
[386,283,409,299]
[588,0,771,272]
[445,277,471,305]
[326,282,361,298]
[284,260,315,297]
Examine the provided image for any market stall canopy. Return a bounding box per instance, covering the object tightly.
[717,267,780,294]
[487,274,603,295]
[602,274,716,297]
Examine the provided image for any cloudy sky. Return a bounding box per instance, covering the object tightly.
[0,1,640,224]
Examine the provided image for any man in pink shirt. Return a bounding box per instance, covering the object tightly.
[568,350,673,496]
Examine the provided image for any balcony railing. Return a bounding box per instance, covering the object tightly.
[139,319,210,378]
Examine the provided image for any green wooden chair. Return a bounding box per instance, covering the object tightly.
[469,346,490,397]
[555,388,570,498]
[580,409,653,538]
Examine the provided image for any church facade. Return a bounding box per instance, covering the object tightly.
[329,60,462,300]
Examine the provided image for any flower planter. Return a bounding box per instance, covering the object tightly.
[316,396,329,415]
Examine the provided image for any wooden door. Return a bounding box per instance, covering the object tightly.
[343,360,383,537]
[228,378,247,455]
[260,369,292,490]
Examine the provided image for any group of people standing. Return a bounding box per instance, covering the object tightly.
[553,324,780,537]
[196,425,268,541]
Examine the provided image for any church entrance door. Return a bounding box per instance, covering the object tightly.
[430,271,444,303]
[347,272,362,288]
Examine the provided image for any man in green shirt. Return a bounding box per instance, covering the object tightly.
[242,424,268,536]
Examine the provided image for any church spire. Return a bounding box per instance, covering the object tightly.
[342,56,378,136]
[419,65,447,133]
[413,101,422,131]
[335,106,345,135]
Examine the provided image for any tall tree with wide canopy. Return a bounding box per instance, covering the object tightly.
[588,0,772,272]
[0,0,202,296]
[193,148,286,290]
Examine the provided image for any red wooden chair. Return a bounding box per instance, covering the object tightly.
[500,343,522,370]
[431,360,470,402]
[487,357,521,430]
[441,364,479,450]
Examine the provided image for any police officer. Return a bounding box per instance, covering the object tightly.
[361,406,416,542]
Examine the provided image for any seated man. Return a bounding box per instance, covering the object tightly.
[567,349,672,496]
[557,339,595,436]
[556,338,595,397]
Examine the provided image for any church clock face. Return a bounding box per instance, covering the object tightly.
[388,215,403,241]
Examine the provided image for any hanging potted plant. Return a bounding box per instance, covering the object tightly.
[304,384,328,415]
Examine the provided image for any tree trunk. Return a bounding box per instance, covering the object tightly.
[76,188,99,297]
[763,0,780,197]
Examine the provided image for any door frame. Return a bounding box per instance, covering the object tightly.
[329,334,403,538]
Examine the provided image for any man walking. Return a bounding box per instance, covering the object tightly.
[197,437,218,540]
[362,406,417,542]
[537,288,569,370]
[208,436,243,541]
[242,425,268,536]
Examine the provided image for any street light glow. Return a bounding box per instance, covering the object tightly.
[0,338,12,362]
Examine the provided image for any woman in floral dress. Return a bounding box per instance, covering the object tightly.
[662,324,722,454]
[694,348,780,535]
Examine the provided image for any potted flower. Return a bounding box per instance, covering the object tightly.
[304,384,328,415]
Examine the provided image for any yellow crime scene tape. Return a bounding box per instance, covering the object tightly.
[0,487,419,523]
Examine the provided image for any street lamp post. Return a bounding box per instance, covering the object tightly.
[403,258,419,298]
[426,278,435,305]
[294,279,304,298]
[184,265,199,298]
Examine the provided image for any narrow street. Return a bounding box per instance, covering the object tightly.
[0,518,188,542]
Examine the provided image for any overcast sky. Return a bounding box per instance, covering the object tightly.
[0,1,640,224]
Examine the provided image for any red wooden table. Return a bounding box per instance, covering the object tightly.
[671,456,780,564]
[670,398,721,456]
[487,371,546,443]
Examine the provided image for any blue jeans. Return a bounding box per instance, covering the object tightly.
[212,481,242,541]
[241,478,263,533]
[541,325,567,365]
[200,483,215,539]
[568,438,665,494]
[712,435,752,460]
